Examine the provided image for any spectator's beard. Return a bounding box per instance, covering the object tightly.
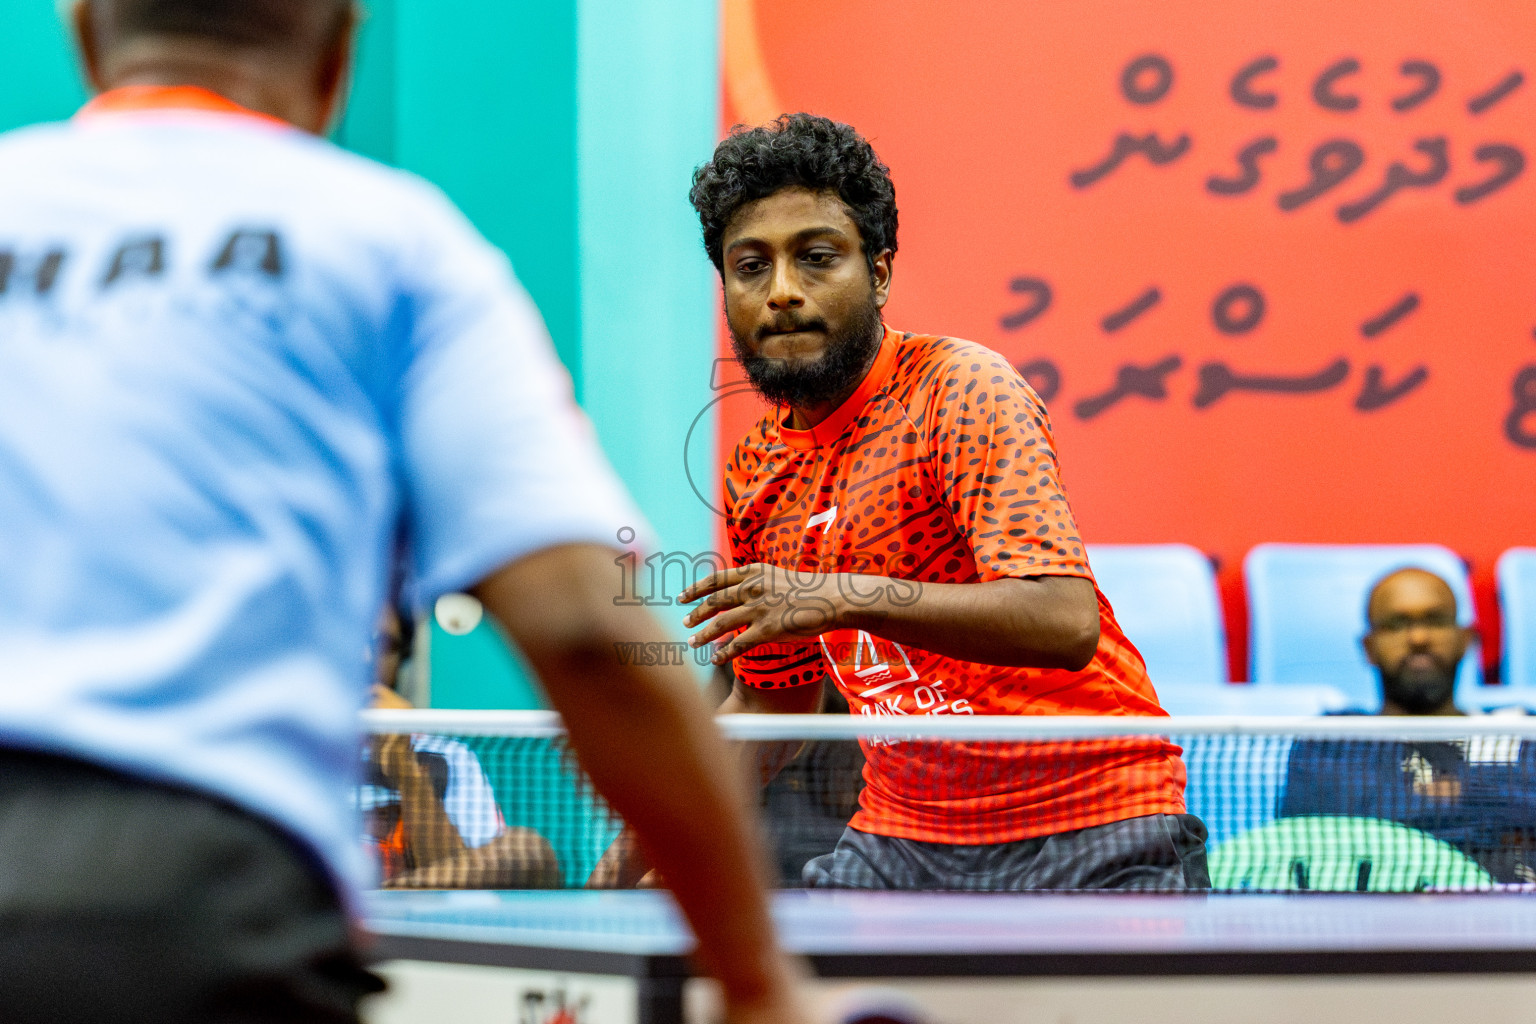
[730,298,884,409]
[1380,657,1458,714]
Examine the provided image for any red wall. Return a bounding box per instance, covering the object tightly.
[717,0,1536,678]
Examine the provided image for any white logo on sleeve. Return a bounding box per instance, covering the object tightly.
[806,505,837,533]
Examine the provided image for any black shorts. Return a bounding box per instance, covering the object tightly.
[0,747,383,1024]
[802,813,1211,891]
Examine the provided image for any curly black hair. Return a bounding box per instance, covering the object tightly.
[690,113,898,272]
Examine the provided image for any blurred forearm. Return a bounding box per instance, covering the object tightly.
[592,679,824,889]
[473,544,791,1010]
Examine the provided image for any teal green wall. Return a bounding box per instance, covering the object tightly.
[332,0,397,165]
[0,2,720,709]
[394,2,583,379]
[577,0,720,588]
[0,3,85,126]
[427,618,546,711]
[339,0,581,380]
[420,0,722,710]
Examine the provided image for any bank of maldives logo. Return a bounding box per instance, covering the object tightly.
[821,630,919,698]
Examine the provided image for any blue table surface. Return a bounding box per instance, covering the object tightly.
[366,890,1536,958]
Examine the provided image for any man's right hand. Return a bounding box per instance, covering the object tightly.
[730,993,816,1024]
[723,955,816,1024]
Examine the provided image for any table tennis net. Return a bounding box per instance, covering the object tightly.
[359,712,1536,893]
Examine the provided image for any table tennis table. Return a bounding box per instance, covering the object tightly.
[364,889,1536,1024]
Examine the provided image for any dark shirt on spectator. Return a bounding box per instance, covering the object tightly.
[1280,736,1536,883]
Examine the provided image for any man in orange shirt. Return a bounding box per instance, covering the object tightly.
[682,114,1207,890]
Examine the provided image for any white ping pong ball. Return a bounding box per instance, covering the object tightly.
[434,593,484,635]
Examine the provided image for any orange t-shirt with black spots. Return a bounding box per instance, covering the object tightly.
[725,327,1186,844]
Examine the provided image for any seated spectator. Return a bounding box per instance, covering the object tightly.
[363,608,560,888]
[1281,568,1536,882]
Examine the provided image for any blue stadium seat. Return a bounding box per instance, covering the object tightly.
[1087,544,1227,685]
[1498,548,1536,691]
[1182,733,1295,848]
[1456,686,1536,715]
[1156,681,1350,717]
[1245,544,1482,711]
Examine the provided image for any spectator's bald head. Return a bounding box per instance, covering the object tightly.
[1363,568,1472,716]
[71,0,357,133]
[1367,568,1457,625]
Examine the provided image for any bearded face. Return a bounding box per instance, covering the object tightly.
[717,188,892,414]
[1364,570,1472,716]
[1378,650,1460,715]
[727,292,884,409]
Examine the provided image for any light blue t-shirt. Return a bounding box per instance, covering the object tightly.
[0,101,642,902]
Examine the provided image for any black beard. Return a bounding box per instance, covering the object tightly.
[729,298,884,409]
[1380,661,1458,714]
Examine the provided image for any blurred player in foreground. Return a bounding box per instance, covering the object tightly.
[0,2,806,1021]
[682,114,1207,890]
